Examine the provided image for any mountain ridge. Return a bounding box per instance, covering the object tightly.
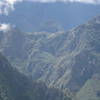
[0,15,100,100]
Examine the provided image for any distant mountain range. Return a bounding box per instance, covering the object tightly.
[0,2,100,32]
[0,14,100,100]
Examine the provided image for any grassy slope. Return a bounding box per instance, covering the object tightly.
[75,74,100,100]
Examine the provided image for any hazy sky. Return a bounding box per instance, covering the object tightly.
[3,0,100,4]
[0,0,100,15]
[28,0,100,3]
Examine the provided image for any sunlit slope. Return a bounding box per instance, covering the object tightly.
[75,74,100,100]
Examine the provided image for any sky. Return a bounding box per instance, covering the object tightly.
[0,0,100,15]
[4,0,100,4]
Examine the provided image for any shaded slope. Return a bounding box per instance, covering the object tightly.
[0,53,71,100]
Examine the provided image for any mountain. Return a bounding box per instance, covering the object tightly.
[0,1,100,32]
[0,15,100,96]
[23,15,100,93]
[75,74,100,100]
[0,53,71,100]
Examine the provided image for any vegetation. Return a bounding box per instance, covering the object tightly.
[0,15,100,100]
[75,74,100,100]
[0,53,71,100]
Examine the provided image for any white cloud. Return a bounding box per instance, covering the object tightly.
[70,0,100,4]
[6,0,22,5]
[0,0,100,15]
[0,0,22,15]
[0,23,11,32]
[28,0,100,4]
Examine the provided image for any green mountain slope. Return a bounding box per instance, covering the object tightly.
[75,74,100,100]
[0,15,100,94]
[0,53,71,100]
[24,15,100,92]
